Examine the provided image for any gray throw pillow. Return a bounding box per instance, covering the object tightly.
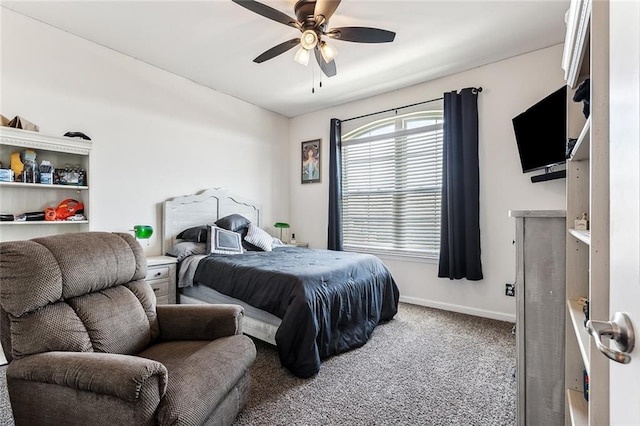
[166,241,207,261]
[207,226,244,254]
[215,214,251,232]
[176,225,208,242]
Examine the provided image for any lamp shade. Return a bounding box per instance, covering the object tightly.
[293,46,310,66]
[274,222,290,241]
[133,225,153,239]
[320,41,339,63]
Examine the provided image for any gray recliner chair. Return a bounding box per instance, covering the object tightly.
[0,232,256,425]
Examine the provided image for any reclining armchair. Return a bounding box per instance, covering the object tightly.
[0,232,256,425]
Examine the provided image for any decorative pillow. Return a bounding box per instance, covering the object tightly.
[244,224,273,252]
[242,239,262,252]
[215,214,251,232]
[241,227,260,251]
[176,225,208,243]
[207,226,244,255]
[166,241,207,262]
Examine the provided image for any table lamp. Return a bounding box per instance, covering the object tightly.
[274,222,290,241]
[133,225,153,245]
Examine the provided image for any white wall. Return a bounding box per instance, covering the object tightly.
[0,8,290,255]
[289,45,567,321]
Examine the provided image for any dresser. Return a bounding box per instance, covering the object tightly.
[146,256,177,305]
[509,210,566,426]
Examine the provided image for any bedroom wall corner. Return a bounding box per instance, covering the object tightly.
[288,44,567,321]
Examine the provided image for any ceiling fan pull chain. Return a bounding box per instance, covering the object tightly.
[312,67,315,93]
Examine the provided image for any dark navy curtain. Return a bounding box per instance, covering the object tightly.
[327,118,343,251]
[438,88,483,280]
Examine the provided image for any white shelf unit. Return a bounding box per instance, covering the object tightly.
[566,389,589,426]
[0,127,92,242]
[568,229,591,245]
[569,117,591,162]
[563,0,609,425]
[567,299,590,373]
[0,181,89,190]
[0,220,90,226]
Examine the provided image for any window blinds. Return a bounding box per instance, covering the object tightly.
[341,121,443,257]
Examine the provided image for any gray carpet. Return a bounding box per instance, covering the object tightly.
[0,303,516,425]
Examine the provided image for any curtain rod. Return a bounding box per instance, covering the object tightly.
[341,86,483,123]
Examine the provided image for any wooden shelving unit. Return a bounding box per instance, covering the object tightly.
[0,220,89,226]
[0,181,88,190]
[0,127,92,242]
[569,117,591,161]
[563,0,609,424]
[567,389,589,426]
[567,299,591,372]
[568,229,591,245]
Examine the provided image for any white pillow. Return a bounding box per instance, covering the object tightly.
[244,224,273,252]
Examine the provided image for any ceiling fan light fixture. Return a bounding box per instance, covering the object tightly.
[293,45,311,66]
[320,41,339,63]
[232,0,396,78]
[300,29,318,50]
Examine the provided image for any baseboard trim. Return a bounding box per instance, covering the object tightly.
[399,295,516,323]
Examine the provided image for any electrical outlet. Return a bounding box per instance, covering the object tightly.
[505,283,515,297]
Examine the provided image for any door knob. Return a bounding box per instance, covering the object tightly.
[587,312,635,364]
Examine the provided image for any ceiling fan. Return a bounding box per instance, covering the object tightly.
[231,0,396,78]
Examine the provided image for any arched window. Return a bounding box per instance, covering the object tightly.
[341,110,443,258]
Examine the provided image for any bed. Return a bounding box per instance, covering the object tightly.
[163,188,399,378]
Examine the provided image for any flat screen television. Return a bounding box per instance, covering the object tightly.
[512,86,567,173]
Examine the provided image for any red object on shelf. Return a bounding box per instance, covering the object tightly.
[44,208,56,221]
[54,199,84,220]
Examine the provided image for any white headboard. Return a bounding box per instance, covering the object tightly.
[162,188,261,254]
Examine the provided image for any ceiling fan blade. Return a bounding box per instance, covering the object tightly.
[314,0,341,24]
[254,38,300,63]
[326,27,396,43]
[232,0,299,29]
[314,47,337,78]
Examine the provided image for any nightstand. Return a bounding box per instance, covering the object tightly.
[289,242,309,248]
[146,255,177,305]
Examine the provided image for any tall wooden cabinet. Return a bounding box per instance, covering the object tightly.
[510,210,566,426]
[0,127,92,242]
[562,0,610,424]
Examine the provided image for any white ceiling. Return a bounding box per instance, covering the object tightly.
[3,0,569,117]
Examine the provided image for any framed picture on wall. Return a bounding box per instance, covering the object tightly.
[301,139,321,184]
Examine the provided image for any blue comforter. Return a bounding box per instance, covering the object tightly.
[193,246,399,378]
